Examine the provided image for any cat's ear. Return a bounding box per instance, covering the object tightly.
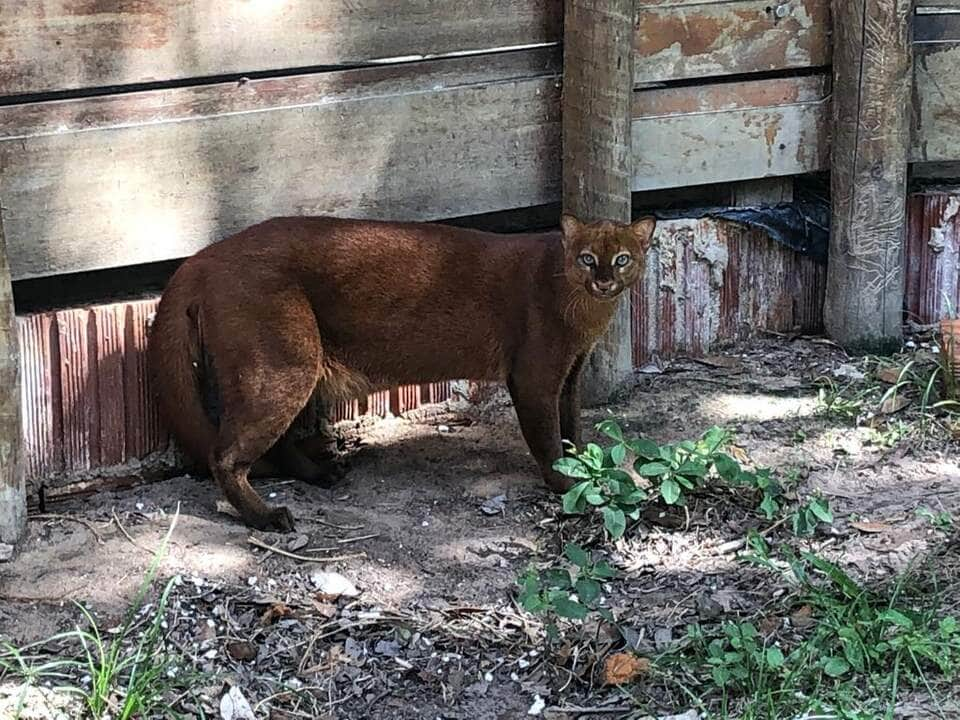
[560,213,583,247]
[628,216,657,251]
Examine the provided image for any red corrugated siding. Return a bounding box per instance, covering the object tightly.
[17,297,453,486]
[904,192,960,325]
[632,219,826,366]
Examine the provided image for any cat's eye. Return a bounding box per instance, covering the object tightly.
[614,253,632,268]
[578,253,596,267]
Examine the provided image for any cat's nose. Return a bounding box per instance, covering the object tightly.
[593,280,617,292]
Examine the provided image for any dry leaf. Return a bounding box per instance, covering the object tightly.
[879,395,910,415]
[219,686,255,720]
[259,602,293,626]
[728,445,751,464]
[602,653,651,686]
[850,521,891,534]
[759,615,782,635]
[226,641,258,662]
[790,605,815,629]
[877,366,902,384]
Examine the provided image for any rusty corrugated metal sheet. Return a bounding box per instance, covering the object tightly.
[905,192,960,325]
[17,296,453,489]
[632,219,825,366]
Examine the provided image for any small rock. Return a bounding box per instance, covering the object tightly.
[480,494,507,516]
[528,695,547,716]
[311,571,359,600]
[833,363,866,381]
[374,639,401,657]
[344,637,365,660]
[287,535,309,552]
[438,424,451,433]
[0,543,14,562]
[653,627,673,651]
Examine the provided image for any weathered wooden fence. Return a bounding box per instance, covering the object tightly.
[2,1,960,537]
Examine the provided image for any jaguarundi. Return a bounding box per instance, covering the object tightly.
[148,213,656,531]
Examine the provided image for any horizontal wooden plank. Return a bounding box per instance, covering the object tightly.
[0,50,562,280]
[631,75,830,190]
[634,0,830,84]
[0,1,562,97]
[916,13,960,41]
[912,44,960,162]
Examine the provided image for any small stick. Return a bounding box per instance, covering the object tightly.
[713,515,791,556]
[112,510,159,555]
[247,536,365,563]
[29,513,105,544]
[336,533,380,545]
[313,518,364,531]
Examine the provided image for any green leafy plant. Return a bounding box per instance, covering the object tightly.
[791,495,834,537]
[516,542,617,630]
[916,505,954,530]
[557,422,776,538]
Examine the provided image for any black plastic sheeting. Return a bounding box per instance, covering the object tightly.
[650,182,830,263]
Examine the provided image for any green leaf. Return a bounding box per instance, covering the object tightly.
[636,461,670,477]
[765,646,785,669]
[585,443,605,469]
[602,506,627,539]
[553,457,592,479]
[879,609,914,630]
[562,482,590,514]
[677,460,708,478]
[627,437,660,460]
[759,494,779,520]
[597,608,615,624]
[659,446,677,463]
[564,543,590,568]
[592,562,618,579]
[596,419,624,442]
[713,453,741,482]
[809,497,834,524]
[660,478,682,505]
[585,489,606,506]
[701,426,728,451]
[575,578,602,604]
[939,617,958,638]
[610,443,627,466]
[823,657,850,678]
[543,568,572,589]
[551,595,589,620]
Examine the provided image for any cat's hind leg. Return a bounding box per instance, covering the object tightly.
[203,288,327,531]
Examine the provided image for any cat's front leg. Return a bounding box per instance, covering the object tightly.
[560,354,586,449]
[507,365,570,494]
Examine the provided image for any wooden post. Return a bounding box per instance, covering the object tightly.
[0,204,26,547]
[824,0,912,352]
[562,0,635,403]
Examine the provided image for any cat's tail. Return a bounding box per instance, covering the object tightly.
[147,267,219,469]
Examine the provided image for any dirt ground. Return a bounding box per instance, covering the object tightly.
[2,338,959,719]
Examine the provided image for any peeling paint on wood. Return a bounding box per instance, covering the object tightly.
[635,0,831,84]
[631,219,825,365]
[905,192,960,325]
[632,75,830,191]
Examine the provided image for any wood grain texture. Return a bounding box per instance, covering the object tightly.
[824,0,911,349]
[913,44,960,162]
[0,49,562,281]
[0,0,562,96]
[562,0,635,402]
[634,0,831,84]
[632,75,830,191]
[0,210,26,544]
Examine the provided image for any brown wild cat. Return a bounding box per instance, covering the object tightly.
[148,214,656,531]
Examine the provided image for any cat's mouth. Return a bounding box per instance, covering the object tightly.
[586,281,622,300]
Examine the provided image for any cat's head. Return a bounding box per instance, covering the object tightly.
[560,214,656,301]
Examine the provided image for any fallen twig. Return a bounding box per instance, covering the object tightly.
[29,513,106,544]
[112,510,159,555]
[337,533,380,545]
[713,515,790,556]
[247,535,366,563]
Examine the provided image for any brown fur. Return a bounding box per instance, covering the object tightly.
[147,214,656,531]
